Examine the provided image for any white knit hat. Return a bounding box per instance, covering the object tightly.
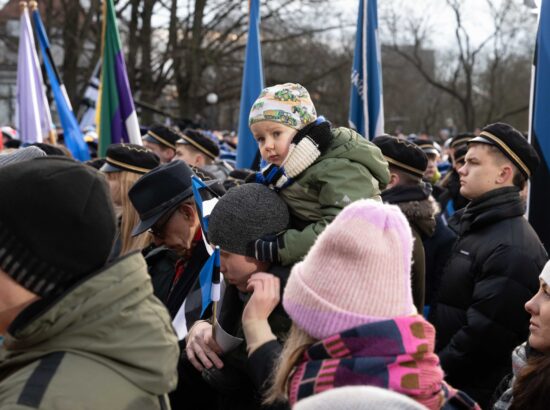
[293,386,426,410]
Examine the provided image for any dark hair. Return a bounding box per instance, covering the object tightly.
[512,171,527,190]
[477,143,527,190]
[510,354,550,410]
[389,165,422,186]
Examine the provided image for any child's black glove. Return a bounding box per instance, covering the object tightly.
[284,118,333,178]
[246,233,285,263]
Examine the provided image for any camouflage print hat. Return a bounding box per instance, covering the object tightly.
[248,83,317,130]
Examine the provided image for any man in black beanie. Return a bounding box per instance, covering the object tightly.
[0,157,179,409]
[173,183,291,410]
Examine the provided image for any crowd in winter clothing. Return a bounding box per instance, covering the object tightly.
[0,82,549,410]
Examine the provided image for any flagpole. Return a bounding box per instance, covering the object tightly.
[211,301,218,339]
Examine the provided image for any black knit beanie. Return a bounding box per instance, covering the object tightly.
[0,157,116,298]
[208,183,289,255]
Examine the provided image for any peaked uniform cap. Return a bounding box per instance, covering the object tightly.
[469,122,539,178]
[101,143,160,174]
[373,135,428,177]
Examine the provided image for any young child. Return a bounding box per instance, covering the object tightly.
[248,83,390,266]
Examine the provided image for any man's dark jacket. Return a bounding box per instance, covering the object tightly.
[430,186,547,408]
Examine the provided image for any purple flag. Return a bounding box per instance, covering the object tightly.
[16,3,53,144]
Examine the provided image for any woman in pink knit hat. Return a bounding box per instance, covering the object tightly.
[243,199,480,410]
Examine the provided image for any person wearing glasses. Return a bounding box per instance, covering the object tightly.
[129,160,217,318]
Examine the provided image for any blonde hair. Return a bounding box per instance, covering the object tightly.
[264,324,316,405]
[106,171,151,255]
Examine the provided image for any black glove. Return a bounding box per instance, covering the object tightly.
[292,119,333,155]
[246,234,285,263]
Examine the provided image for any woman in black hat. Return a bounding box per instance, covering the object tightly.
[100,143,160,256]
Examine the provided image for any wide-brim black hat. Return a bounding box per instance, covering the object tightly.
[129,160,219,236]
[129,160,195,236]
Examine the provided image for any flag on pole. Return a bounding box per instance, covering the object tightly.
[528,0,550,254]
[236,0,264,169]
[349,0,384,140]
[16,2,54,145]
[31,5,90,161]
[198,247,221,317]
[191,175,220,254]
[171,175,221,336]
[79,60,101,130]
[97,0,141,157]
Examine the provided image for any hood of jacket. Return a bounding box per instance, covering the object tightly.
[382,183,438,237]
[1,253,179,395]
[320,127,390,189]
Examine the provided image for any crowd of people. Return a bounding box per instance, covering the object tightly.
[0,82,548,410]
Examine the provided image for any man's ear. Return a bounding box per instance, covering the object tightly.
[194,154,206,167]
[180,202,197,223]
[388,172,400,188]
[496,164,514,185]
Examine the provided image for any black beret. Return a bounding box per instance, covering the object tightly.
[176,129,220,160]
[143,124,181,149]
[451,133,475,149]
[454,146,468,164]
[413,138,439,156]
[469,122,540,178]
[373,135,428,177]
[101,143,160,174]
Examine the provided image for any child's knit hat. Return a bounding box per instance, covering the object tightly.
[249,83,317,130]
[283,199,416,340]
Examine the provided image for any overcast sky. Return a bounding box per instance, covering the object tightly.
[0,0,538,50]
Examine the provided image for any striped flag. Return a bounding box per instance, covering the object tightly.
[191,175,220,255]
[31,6,90,161]
[16,3,54,144]
[79,60,101,131]
[97,0,141,157]
[198,247,221,317]
[236,0,264,169]
[528,0,550,254]
[172,176,221,339]
[349,0,384,140]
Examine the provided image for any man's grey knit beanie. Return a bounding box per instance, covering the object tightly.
[208,183,289,255]
[0,146,46,168]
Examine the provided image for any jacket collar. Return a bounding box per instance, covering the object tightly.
[458,186,524,235]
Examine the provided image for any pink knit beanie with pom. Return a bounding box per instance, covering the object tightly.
[283,199,416,340]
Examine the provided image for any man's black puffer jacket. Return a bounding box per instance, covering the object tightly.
[430,186,548,408]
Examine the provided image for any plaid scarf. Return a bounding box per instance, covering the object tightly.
[289,315,480,410]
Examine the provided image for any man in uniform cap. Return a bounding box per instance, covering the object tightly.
[435,133,475,217]
[413,139,440,184]
[373,135,436,313]
[430,122,548,408]
[173,129,233,182]
[143,124,181,164]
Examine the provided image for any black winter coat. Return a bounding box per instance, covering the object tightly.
[430,187,547,409]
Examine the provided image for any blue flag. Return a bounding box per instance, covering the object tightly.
[529,0,550,254]
[236,0,264,169]
[32,8,90,161]
[191,176,219,247]
[349,0,384,140]
[199,247,221,317]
